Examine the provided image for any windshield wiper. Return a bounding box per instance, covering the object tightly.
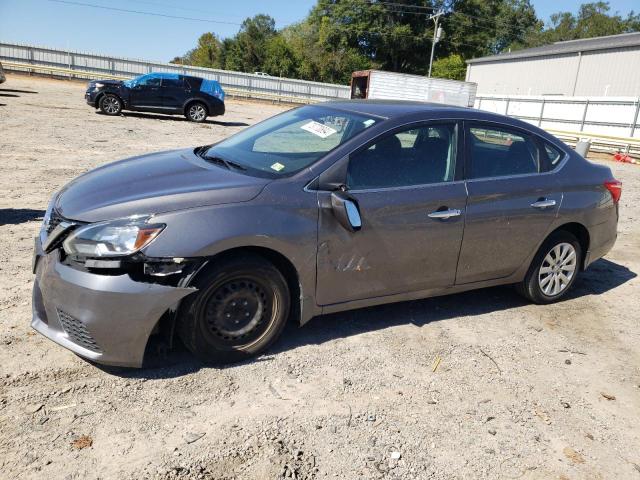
[196,146,246,172]
[205,156,247,171]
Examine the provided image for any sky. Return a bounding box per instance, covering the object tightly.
[0,0,638,61]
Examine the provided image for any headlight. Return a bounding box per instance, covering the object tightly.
[63,217,165,258]
[40,194,57,242]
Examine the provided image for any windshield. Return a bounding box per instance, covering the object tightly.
[204,105,380,177]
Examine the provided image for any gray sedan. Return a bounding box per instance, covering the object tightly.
[32,101,621,367]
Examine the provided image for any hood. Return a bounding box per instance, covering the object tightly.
[89,79,124,87]
[56,148,271,222]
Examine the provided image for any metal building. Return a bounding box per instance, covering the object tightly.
[466,32,640,96]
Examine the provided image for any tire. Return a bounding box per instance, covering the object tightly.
[177,255,290,364]
[99,94,122,115]
[185,102,208,122]
[517,231,582,304]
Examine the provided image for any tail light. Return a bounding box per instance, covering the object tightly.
[604,179,622,204]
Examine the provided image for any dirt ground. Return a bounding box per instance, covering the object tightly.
[1,73,639,480]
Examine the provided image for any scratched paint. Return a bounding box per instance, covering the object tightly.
[336,253,370,272]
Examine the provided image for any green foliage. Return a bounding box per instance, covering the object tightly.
[519,2,640,48]
[174,2,640,84]
[172,32,223,68]
[431,54,467,80]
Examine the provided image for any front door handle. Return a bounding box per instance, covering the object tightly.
[428,208,462,220]
[531,199,556,209]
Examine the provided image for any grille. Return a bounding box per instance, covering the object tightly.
[57,309,102,353]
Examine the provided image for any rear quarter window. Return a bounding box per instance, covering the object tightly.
[185,77,203,90]
[541,141,565,171]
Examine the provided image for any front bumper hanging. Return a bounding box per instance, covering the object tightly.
[32,236,195,367]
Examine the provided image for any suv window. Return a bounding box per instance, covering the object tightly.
[468,125,539,178]
[347,123,457,190]
[185,77,203,90]
[161,75,183,88]
[137,74,161,87]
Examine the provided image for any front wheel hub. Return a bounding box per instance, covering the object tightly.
[204,280,269,343]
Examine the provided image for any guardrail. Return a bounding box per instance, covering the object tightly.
[0,41,351,104]
[476,94,640,155]
[547,129,640,158]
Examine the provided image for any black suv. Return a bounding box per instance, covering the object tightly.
[85,72,225,122]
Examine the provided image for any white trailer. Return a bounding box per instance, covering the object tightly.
[351,69,477,107]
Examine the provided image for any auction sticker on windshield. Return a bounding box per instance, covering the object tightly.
[301,120,337,138]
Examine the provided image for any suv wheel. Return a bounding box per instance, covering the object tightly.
[186,102,207,122]
[518,231,582,304]
[177,255,290,364]
[99,94,122,115]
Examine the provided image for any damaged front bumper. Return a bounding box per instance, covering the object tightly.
[32,237,195,367]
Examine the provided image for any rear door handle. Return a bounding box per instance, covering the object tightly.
[428,208,462,220]
[531,199,556,209]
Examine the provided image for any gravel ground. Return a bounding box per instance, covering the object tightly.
[1,74,639,480]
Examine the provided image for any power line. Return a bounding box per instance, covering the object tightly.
[321,2,536,45]
[47,0,245,26]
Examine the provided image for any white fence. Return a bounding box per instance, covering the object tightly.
[0,41,350,103]
[475,94,640,139]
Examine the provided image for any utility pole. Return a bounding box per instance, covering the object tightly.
[428,10,444,78]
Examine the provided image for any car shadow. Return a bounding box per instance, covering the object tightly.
[0,208,46,225]
[0,93,19,97]
[100,257,635,379]
[0,88,38,94]
[111,111,249,127]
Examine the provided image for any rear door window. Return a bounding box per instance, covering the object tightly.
[467,124,540,179]
[185,77,203,90]
[161,74,183,88]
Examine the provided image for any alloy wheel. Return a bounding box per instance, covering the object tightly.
[102,96,120,114]
[189,104,206,121]
[538,242,577,296]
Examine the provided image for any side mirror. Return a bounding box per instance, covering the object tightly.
[331,191,362,232]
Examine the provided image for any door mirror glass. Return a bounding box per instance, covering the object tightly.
[345,200,362,229]
[331,191,361,232]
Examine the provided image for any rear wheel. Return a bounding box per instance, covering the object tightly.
[177,255,290,364]
[518,231,582,304]
[99,94,122,115]
[185,102,208,122]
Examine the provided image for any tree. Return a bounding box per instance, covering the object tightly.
[431,54,467,80]
[172,1,640,83]
[227,14,277,72]
[521,2,640,47]
[191,33,223,68]
[263,35,297,77]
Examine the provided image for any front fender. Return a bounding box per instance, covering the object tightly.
[143,188,320,323]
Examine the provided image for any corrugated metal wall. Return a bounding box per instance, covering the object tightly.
[467,46,640,97]
[0,42,351,103]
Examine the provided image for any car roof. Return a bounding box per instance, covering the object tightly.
[317,99,551,136]
[319,99,472,119]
